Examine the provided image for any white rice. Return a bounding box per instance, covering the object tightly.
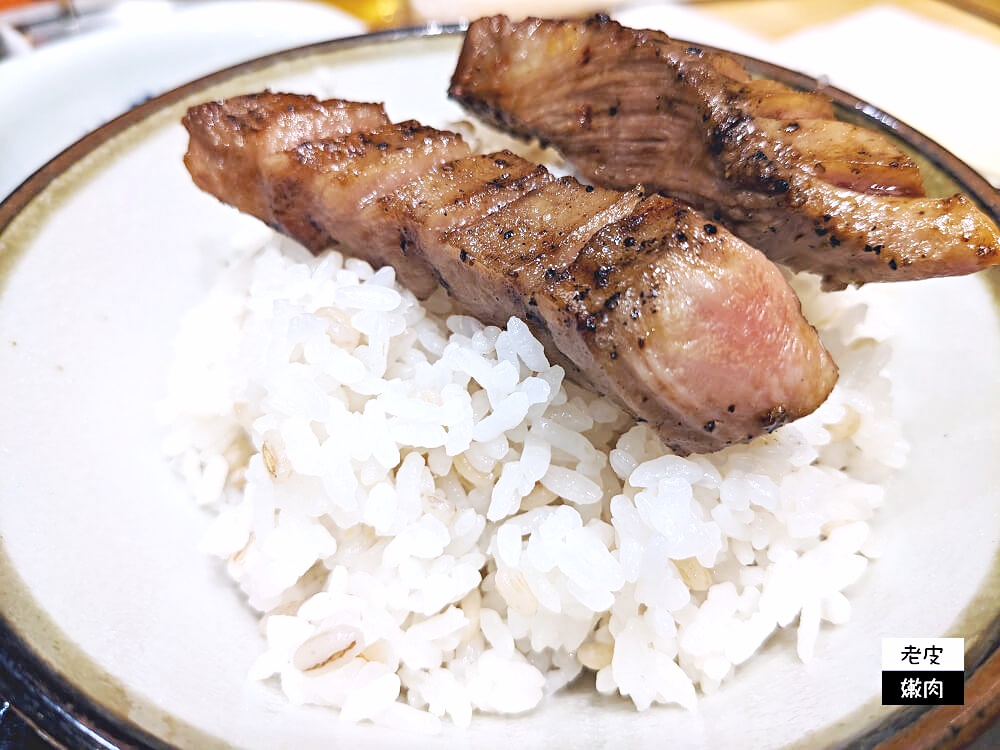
[161,222,907,732]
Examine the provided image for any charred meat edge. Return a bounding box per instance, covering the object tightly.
[448,15,1000,289]
[183,91,838,455]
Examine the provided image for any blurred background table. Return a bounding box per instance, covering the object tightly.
[686,0,999,37]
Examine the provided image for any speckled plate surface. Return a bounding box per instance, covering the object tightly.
[0,26,997,750]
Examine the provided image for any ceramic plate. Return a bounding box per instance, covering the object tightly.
[0,0,363,200]
[0,26,998,750]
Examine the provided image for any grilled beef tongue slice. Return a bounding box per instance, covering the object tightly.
[448,15,1000,290]
[183,92,837,454]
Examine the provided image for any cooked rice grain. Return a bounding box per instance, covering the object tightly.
[163,230,906,731]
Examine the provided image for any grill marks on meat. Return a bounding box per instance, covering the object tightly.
[183,92,390,227]
[448,15,1000,289]
[183,92,837,454]
[278,122,468,296]
[184,96,459,297]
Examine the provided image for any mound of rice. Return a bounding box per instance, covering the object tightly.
[161,225,906,732]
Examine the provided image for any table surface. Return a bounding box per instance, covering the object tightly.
[691,0,1000,40]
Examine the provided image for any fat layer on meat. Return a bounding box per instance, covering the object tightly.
[449,15,1000,289]
[183,92,837,454]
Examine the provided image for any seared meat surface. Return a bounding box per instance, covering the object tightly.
[183,92,837,454]
[449,15,1000,289]
[183,93,390,228]
[184,94,450,297]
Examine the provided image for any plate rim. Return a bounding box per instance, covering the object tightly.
[0,20,997,750]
